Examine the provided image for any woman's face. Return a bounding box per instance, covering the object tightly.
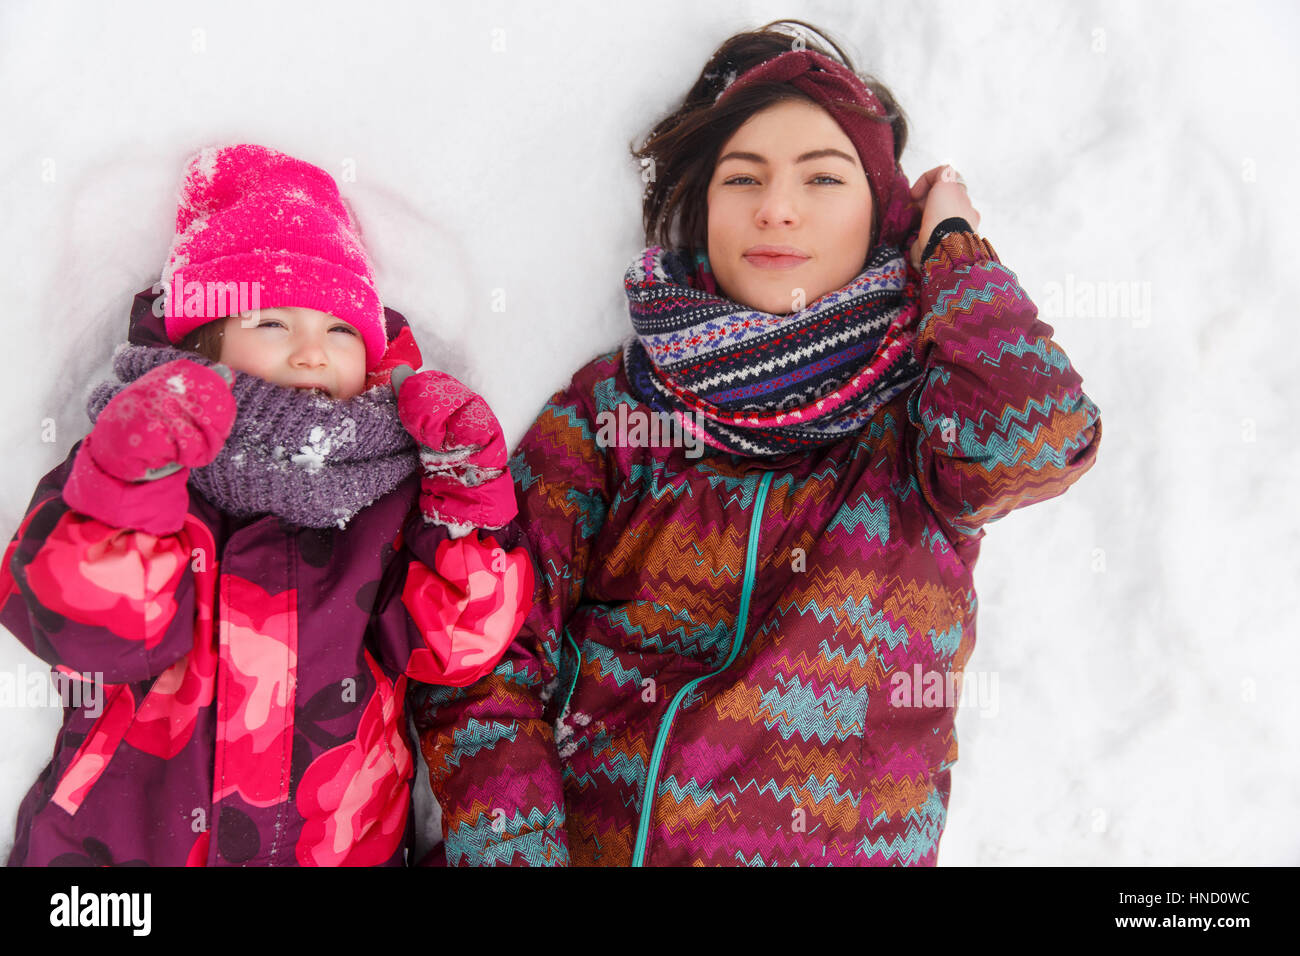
[706,98,874,314]
[218,306,367,400]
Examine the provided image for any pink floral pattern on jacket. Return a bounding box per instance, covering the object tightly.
[23,510,188,647]
[402,532,535,687]
[212,574,298,808]
[295,651,412,866]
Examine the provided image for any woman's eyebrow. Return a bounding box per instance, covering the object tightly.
[717,148,858,165]
[796,148,857,164]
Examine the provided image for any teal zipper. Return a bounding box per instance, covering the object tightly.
[561,628,582,717]
[630,469,773,866]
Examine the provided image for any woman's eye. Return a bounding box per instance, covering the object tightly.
[721,174,844,186]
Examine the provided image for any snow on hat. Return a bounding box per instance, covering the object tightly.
[715,50,918,252]
[160,144,387,371]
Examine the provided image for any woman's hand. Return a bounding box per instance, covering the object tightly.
[908,164,981,271]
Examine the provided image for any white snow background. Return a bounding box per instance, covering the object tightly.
[0,0,1296,866]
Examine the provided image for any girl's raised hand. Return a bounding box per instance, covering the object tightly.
[390,365,516,532]
[390,366,503,465]
[84,359,236,482]
[908,164,981,271]
[63,358,237,534]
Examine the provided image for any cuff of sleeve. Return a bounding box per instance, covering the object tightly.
[920,217,972,263]
[921,224,1000,278]
[419,472,518,532]
[63,445,191,536]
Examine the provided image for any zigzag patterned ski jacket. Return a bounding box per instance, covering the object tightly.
[413,229,1102,866]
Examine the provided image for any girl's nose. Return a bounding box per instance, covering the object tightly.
[290,337,329,368]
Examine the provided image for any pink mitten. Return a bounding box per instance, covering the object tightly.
[444,395,509,472]
[391,367,474,454]
[64,359,237,535]
[391,366,515,532]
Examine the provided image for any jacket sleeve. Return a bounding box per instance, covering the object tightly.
[0,440,206,683]
[906,229,1103,540]
[370,500,536,691]
[409,377,612,866]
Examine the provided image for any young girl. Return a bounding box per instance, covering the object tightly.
[412,21,1103,865]
[0,143,534,866]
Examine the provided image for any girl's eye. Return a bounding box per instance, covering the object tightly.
[257,320,285,329]
[331,325,357,335]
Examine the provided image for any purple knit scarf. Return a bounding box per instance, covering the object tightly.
[86,345,419,529]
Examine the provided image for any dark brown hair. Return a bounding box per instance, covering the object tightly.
[175,319,227,362]
[631,19,909,252]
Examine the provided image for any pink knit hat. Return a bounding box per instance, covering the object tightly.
[160,144,387,371]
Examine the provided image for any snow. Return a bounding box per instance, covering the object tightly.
[1,0,1297,867]
[193,146,220,185]
[456,463,506,487]
[289,420,355,473]
[706,66,739,102]
[291,440,328,473]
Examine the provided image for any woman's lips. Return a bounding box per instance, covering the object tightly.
[742,248,811,270]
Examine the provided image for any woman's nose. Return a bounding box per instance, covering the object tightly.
[755,183,800,227]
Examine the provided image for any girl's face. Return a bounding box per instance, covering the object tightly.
[218,306,367,400]
[706,98,874,315]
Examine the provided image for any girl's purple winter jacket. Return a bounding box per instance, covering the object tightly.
[0,290,535,866]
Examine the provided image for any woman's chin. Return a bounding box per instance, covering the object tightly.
[736,290,812,315]
[718,275,833,315]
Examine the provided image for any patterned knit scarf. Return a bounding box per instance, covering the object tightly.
[86,345,419,529]
[623,243,925,457]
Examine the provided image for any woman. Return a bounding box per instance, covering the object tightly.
[413,20,1102,866]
